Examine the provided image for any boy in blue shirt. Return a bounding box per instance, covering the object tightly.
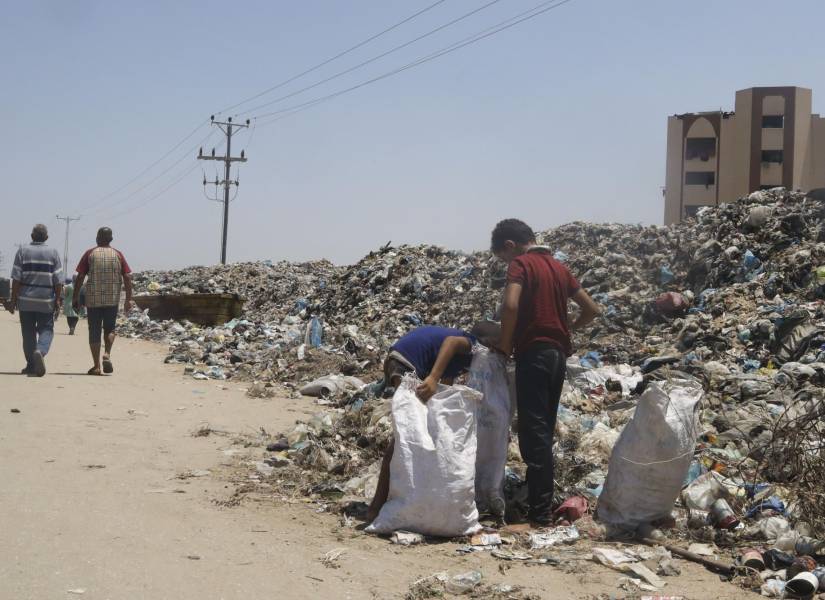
[367,323,499,521]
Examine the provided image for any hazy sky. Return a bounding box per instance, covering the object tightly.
[2,0,824,272]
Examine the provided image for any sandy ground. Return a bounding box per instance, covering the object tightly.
[0,311,760,600]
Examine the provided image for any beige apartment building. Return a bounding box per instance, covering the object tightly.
[664,86,825,224]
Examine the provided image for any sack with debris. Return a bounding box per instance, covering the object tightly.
[596,378,702,531]
[467,346,511,516]
[367,375,483,537]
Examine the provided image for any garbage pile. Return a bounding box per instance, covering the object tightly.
[132,188,825,594]
[125,245,503,385]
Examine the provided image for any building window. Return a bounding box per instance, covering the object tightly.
[685,171,715,186]
[762,115,784,128]
[684,205,705,218]
[685,137,716,161]
[761,149,784,164]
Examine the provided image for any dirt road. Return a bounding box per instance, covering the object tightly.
[0,311,756,599]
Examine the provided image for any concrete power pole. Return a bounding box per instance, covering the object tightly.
[197,115,248,265]
[56,215,81,273]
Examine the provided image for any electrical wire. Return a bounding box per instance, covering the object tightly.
[234,0,507,118]
[103,161,202,222]
[78,0,575,225]
[253,0,575,125]
[73,119,210,214]
[215,0,450,116]
[80,2,450,220]
[83,130,217,217]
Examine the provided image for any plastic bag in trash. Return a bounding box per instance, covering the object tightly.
[682,471,738,511]
[366,375,483,537]
[299,375,366,398]
[596,378,702,530]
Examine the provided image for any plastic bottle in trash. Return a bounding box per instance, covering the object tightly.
[445,571,482,594]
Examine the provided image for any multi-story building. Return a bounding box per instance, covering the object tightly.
[664,86,825,224]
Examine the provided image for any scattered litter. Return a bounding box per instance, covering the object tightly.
[592,548,665,589]
[686,543,716,557]
[445,570,482,595]
[470,532,502,547]
[391,531,425,546]
[176,469,210,479]
[529,526,580,549]
[246,381,276,399]
[320,548,346,568]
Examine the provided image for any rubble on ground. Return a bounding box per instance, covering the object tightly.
[127,188,825,595]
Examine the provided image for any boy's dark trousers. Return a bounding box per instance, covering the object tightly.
[515,342,566,524]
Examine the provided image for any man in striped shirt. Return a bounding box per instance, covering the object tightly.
[9,224,64,376]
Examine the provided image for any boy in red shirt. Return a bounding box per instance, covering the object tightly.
[491,219,600,525]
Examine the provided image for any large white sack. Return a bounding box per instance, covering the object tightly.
[367,375,483,537]
[467,346,511,515]
[596,379,702,530]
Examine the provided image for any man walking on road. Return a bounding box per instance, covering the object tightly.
[73,227,133,376]
[8,224,64,376]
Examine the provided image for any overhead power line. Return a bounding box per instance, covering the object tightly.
[74,120,210,214]
[103,161,202,223]
[82,130,217,218]
[252,0,576,124]
[73,1,449,219]
[235,0,507,118]
[216,0,450,116]
[71,0,576,229]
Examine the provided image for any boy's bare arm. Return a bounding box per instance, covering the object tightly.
[570,288,601,331]
[416,336,473,401]
[496,282,522,357]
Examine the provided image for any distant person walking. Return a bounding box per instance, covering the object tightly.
[8,224,64,376]
[63,276,80,335]
[73,227,133,376]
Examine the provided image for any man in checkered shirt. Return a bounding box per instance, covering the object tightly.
[73,227,133,376]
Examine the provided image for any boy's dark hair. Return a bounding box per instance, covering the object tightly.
[470,320,501,348]
[490,219,535,252]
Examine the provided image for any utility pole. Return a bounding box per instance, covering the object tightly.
[56,215,81,273]
[197,115,248,265]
